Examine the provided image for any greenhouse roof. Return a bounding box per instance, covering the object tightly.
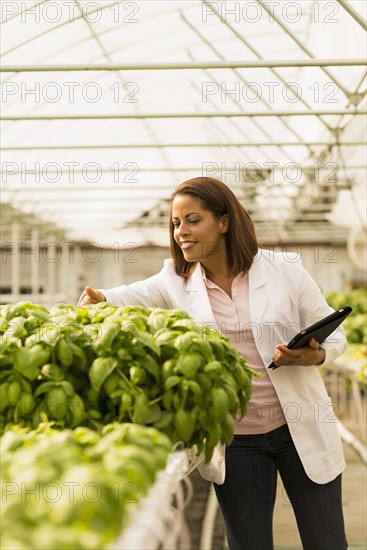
[1,0,366,246]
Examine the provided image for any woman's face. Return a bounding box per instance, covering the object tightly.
[171,194,228,263]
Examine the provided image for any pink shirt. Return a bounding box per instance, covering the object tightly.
[202,268,287,435]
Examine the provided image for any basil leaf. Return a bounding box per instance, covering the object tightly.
[89,357,118,392]
[133,332,160,356]
[13,348,38,380]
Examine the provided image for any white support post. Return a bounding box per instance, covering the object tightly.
[31,226,39,295]
[11,219,20,297]
[46,232,57,296]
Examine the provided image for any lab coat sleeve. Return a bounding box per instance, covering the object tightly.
[99,261,173,309]
[297,262,348,366]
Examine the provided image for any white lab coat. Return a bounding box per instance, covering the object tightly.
[101,250,347,484]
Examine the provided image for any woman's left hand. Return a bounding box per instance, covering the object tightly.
[271,338,326,368]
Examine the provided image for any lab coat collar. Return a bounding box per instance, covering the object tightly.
[185,250,268,293]
[185,262,206,292]
[183,250,269,326]
[248,250,268,293]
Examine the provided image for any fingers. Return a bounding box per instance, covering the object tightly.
[307,337,320,350]
[271,338,324,368]
[273,343,303,366]
[85,286,99,301]
[77,290,88,306]
[307,338,325,365]
[272,343,289,366]
[77,286,106,306]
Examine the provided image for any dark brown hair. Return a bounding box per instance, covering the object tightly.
[169,177,258,278]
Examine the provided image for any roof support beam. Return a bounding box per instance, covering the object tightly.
[1,165,365,177]
[2,142,365,151]
[0,60,365,72]
[2,111,365,121]
[189,9,340,143]
[181,12,322,153]
[73,0,176,185]
[337,0,367,31]
[9,211,333,222]
[0,195,346,205]
[256,0,351,97]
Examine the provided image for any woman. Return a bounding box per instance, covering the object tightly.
[78,177,348,550]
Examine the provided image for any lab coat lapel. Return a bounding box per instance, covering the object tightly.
[186,252,271,486]
[183,251,270,328]
[248,251,269,327]
[184,262,217,326]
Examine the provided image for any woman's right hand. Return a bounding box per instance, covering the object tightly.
[78,286,106,306]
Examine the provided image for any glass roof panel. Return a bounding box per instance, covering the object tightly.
[1,0,366,244]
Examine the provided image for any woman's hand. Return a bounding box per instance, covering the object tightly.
[78,286,106,306]
[271,337,326,368]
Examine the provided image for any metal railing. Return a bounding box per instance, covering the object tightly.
[323,357,366,442]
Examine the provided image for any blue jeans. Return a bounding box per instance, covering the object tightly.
[214,423,347,550]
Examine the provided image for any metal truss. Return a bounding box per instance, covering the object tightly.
[1,60,365,72]
[1,0,366,245]
[1,142,365,150]
[2,110,366,121]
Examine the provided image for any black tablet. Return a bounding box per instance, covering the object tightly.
[268,306,352,370]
